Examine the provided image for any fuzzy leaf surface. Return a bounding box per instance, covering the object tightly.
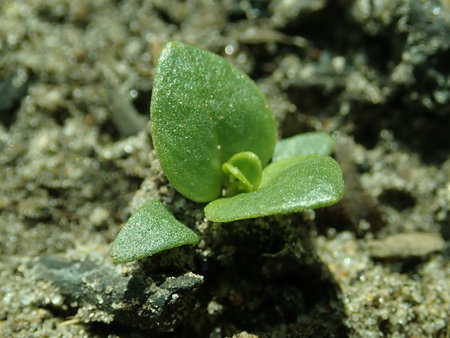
[151,41,276,202]
[111,200,199,263]
[273,132,335,162]
[205,154,344,222]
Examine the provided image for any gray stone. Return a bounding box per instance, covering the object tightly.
[29,256,203,332]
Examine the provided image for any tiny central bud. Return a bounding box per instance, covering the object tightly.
[221,151,262,197]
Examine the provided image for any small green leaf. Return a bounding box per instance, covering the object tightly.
[259,155,304,188]
[151,41,277,202]
[204,154,344,222]
[222,151,262,195]
[111,200,199,263]
[272,132,335,162]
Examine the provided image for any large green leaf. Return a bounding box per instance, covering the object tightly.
[151,42,277,202]
[111,200,199,263]
[204,154,344,222]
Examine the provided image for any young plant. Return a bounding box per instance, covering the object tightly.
[111,42,344,263]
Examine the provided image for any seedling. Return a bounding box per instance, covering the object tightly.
[111,42,344,263]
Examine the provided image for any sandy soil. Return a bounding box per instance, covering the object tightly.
[0,0,449,337]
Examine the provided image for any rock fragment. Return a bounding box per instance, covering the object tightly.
[368,232,446,259]
[28,256,203,332]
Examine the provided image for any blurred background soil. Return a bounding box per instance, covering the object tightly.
[0,0,449,337]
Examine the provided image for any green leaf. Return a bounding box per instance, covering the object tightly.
[151,41,277,202]
[272,132,335,162]
[204,154,344,222]
[111,200,199,263]
[222,151,262,195]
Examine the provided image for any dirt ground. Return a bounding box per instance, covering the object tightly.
[0,0,449,337]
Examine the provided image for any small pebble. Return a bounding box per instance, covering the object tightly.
[368,232,445,258]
